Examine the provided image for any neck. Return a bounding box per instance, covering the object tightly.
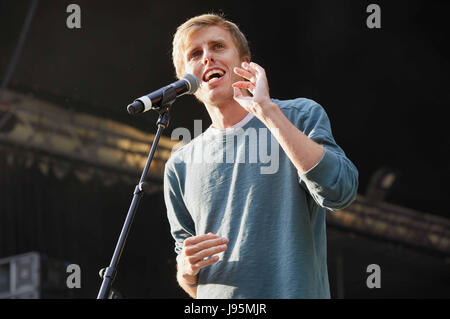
[204,99,249,129]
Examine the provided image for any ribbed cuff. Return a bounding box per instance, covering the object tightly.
[299,147,340,191]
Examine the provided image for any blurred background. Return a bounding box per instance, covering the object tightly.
[0,0,449,299]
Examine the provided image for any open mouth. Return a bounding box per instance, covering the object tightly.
[203,68,225,84]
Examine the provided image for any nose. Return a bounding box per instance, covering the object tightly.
[202,50,215,65]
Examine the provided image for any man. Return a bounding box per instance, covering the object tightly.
[163,13,358,299]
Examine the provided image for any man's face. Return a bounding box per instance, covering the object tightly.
[183,25,249,106]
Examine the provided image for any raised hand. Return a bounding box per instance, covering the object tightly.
[232,61,275,117]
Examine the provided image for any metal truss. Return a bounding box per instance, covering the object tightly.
[0,89,179,191]
[328,195,450,257]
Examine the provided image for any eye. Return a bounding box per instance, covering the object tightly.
[189,50,201,60]
[215,43,224,49]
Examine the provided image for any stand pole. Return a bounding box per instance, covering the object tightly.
[97,109,170,299]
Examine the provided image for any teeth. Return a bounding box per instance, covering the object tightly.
[205,69,224,82]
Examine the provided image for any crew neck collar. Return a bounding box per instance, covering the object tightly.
[208,112,255,135]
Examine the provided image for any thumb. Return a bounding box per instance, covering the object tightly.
[233,86,243,99]
[233,86,249,104]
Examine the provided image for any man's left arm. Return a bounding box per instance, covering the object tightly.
[258,102,325,173]
[233,62,358,210]
[263,102,358,210]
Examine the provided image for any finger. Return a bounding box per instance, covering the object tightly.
[192,237,228,253]
[195,244,228,259]
[248,62,266,76]
[233,86,243,98]
[242,61,259,75]
[232,81,254,90]
[233,81,255,95]
[188,245,228,264]
[233,88,253,103]
[184,237,228,256]
[192,255,220,271]
[234,67,255,82]
[184,233,218,247]
[233,87,252,100]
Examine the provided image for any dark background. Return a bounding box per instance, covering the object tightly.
[0,0,449,299]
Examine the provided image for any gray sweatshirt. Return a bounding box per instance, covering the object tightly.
[164,98,358,298]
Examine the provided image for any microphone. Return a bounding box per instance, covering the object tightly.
[127,74,199,115]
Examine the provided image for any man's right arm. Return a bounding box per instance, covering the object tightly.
[177,264,198,298]
[176,233,229,298]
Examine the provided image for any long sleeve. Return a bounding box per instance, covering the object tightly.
[294,101,359,211]
[163,159,196,259]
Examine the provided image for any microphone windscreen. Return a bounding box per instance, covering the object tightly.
[183,74,199,94]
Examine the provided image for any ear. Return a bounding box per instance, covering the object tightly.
[242,56,250,64]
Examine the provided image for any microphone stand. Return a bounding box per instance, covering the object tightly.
[97,87,176,299]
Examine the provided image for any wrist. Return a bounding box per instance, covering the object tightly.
[259,101,281,127]
[177,272,198,287]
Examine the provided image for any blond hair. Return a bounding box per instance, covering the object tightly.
[172,13,251,78]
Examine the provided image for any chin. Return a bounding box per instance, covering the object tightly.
[198,87,233,106]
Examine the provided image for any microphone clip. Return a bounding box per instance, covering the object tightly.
[155,84,178,112]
